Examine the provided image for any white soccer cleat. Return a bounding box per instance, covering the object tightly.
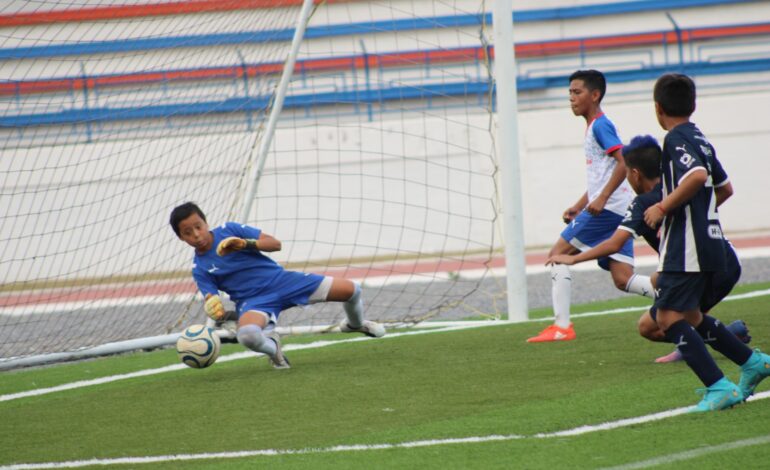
[265,330,291,369]
[339,320,386,338]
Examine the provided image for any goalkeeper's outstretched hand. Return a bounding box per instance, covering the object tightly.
[204,293,225,321]
[217,236,246,256]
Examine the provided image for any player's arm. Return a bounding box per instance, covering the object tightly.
[193,271,225,321]
[546,228,632,266]
[587,148,626,215]
[564,192,588,223]
[644,168,707,227]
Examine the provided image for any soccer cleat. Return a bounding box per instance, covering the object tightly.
[738,349,770,399]
[654,349,682,363]
[339,320,386,338]
[726,319,751,344]
[691,377,743,412]
[265,330,291,369]
[526,323,575,343]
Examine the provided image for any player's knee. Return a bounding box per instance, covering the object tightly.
[237,324,267,350]
[637,313,663,341]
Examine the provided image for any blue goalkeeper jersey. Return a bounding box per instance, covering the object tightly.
[191,222,287,303]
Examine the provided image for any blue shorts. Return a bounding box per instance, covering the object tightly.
[235,271,324,321]
[560,209,634,271]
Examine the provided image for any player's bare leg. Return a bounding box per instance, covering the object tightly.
[608,259,655,299]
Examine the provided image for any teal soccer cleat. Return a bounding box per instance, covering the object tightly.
[691,377,743,412]
[738,349,770,400]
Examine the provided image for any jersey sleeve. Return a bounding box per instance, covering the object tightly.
[619,197,649,238]
[192,265,219,297]
[225,221,262,240]
[710,155,730,188]
[665,133,706,184]
[592,117,623,154]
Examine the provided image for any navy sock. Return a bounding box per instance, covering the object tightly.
[696,315,752,366]
[664,320,723,387]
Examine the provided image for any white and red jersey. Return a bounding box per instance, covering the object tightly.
[584,113,632,216]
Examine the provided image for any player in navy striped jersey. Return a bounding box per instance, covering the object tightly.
[170,202,386,369]
[528,70,654,343]
[546,135,750,364]
[643,74,770,411]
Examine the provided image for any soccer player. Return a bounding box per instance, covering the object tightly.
[642,73,770,410]
[528,69,653,343]
[546,135,751,363]
[170,202,386,369]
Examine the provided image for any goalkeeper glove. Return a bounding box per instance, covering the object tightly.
[217,236,259,256]
[204,294,225,321]
[217,237,245,256]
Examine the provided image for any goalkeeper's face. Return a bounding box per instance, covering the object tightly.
[177,213,213,253]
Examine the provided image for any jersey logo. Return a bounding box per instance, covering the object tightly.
[700,145,712,157]
[207,264,221,274]
[708,224,723,239]
[674,335,688,349]
[676,145,695,168]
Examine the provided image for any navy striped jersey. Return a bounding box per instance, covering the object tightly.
[658,122,729,272]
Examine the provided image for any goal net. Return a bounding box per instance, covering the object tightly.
[0,0,505,363]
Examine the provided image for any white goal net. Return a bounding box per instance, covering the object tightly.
[0,0,506,363]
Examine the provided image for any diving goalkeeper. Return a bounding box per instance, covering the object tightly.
[170,202,386,369]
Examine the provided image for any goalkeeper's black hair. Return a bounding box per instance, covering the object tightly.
[622,135,661,180]
[170,202,207,237]
[569,69,607,102]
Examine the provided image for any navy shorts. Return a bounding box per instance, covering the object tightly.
[700,246,742,313]
[650,245,741,321]
[654,272,708,313]
[560,209,634,271]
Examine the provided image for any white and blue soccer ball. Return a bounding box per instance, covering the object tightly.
[176,324,221,369]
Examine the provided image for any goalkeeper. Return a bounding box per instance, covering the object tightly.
[546,135,750,362]
[170,202,386,369]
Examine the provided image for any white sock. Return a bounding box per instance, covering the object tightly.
[551,264,572,328]
[625,274,655,299]
[237,324,276,356]
[344,283,364,328]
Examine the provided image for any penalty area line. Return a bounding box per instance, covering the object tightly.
[3,391,769,469]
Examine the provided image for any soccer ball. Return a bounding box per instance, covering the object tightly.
[176,324,221,369]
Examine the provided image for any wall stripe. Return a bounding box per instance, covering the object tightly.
[2,22,769,97]
[0,0,760,28]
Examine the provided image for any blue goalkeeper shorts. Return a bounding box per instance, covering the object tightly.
[235,271,324,320]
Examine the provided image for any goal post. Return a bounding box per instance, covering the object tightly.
[492,0,528,322]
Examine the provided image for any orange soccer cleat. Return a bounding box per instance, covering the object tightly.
[527,323,576,343]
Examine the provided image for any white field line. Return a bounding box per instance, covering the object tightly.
[599,434,770,470]
[2,246,769,317]
[3,287,770,403]
[2,391,769,470]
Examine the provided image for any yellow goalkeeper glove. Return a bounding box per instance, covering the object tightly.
[204,294,225,321]
[216,237,245,256]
